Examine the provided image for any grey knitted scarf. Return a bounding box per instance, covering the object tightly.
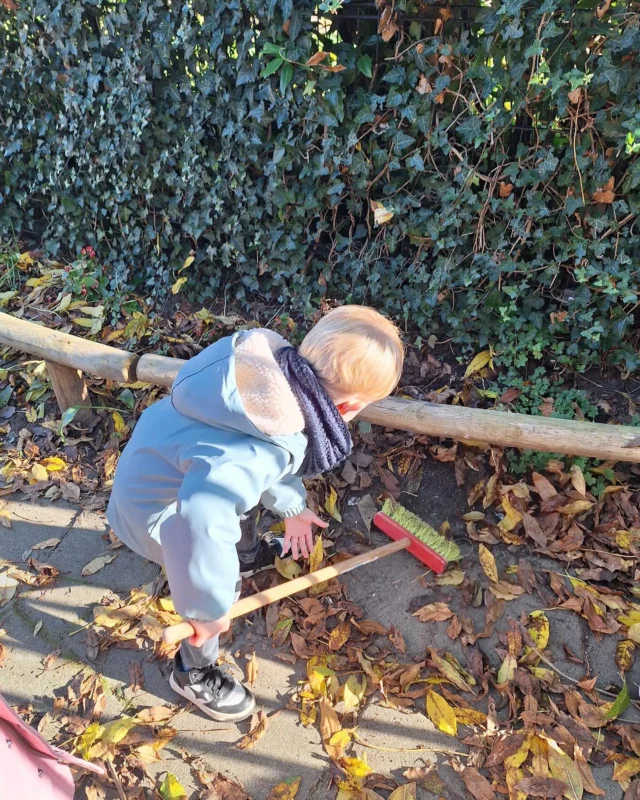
[275,346,352,478]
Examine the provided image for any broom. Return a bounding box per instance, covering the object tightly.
[162,499,461,644]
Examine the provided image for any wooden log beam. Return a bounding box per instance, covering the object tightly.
[0,312,138,383]
[2,312,640,463]
[361,397,640,463]
[45,361,90,416]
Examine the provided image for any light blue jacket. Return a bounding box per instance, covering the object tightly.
[106,332,308,622]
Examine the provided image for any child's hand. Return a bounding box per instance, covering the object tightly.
[283,508,328,559]
[188,613,232,647]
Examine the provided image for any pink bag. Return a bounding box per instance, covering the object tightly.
[0,693,105,799]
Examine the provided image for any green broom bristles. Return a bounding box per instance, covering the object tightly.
[381,499,462,563]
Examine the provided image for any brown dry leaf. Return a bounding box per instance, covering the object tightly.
[357,620,388,636]
[81,553,118,576]
[515,777,569,797]
[532,472,557,500]
[389,626,406,653]
[426,690,457,736]
[265,777,302,800]
[499,494,523,531]
[429,650,474,693]
[499,182,513,198]
[568,87,583,104]
[574,746,605,796]
[388,784,416,800]
[319,697,342,759]
[245,652,258,687]
[447,615,462,640]
[236,710,268,751]
[479,544,499,582]
[488,580,526,601]
[461,767,496,800]
[136,706,175,725]
[328,620,351,650]
[570,465,586,496]
[378,6,398,41]
[592,177,615,204]
[596,0,612,18]
[205,772,250,800]
[522,513,547,547]
[129,662,144,694]
[413,602,454,623]
[402,768,445,794]
[305,51,328,66]
[416,74,431,95]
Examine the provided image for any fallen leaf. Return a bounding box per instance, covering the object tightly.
[402,768,444,794]
[341,756,373,780]
[319,697,341,759]
[605,682,630,720]
[479,544,499,582]
[592,177,615,204]
[574,745,605,797]
[81,553,118,576]
[357,494,377,532]
[488,580,526,601]
[515,777,569,797]
[325,486,342,522]
[628,623,640,644]
[329,620,351,651]
[265,777,302,800]
[461,767,496,800]
[426,690,457,736]
[497,653,517,685]
[33,620,42,637]
[236,710,268,750]
[528,611,550,650]
[464,350,493,378]
[129,662,144,693]
[416,74,431,94]
[31,538,61,551]
[159,773,187,800]
[275,556,303,580]
[485,734,527,768]
[245,652,258,687]
[613,758,640,783]
[371,200,394,226]
[545,736,584,800]
[306,51,328,66]
[499,494,523,531]
[558,500,593,517]
[570,465,586,496]
[40,456,66,472]
[413,602,454,623]
[309,536,324,573]
[454,707,487,726]
[343,673,367,712]
[136,706,174,724]
[203,772,250,800]
[532,472,557,500]
[616,640,636,673]
[388,784,416,800]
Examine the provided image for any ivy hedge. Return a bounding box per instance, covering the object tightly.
[1,0,639,370]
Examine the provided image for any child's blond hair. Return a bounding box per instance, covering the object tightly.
[300,305,404,403]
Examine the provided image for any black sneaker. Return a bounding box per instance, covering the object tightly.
[239,535,285,578]
[169,653,256,722]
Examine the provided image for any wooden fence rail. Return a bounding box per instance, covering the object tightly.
[2,311,639,463]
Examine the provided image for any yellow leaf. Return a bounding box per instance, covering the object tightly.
[558,500,593,516]
[100,716,138,745]
[341,757,373,780]
[499,495,522,532]
[497,653,517,685]
[309,536,324,573]
[159,773,188,800]
[171,276,188,295]
[479,544,499,583]
[570,464,586,496]
[613,757,640,783]
[265,777,302,800]
[628,623,640,644]
[343,674,367,712]
[319,697,341,759]
[328,620,351,651]
[505,734,532,770]
[528,610,550,650]
[618,608,640,627]
[39,456,66,472]
[616,640,635,673]
[545,736,584,800]
[426,690,457,736]
[325,486,342,522]
[300,697,316,727]
[454,707,487,726]
[158,597,175,612]
[464,350,493,378]
[506,767,526,800]
[329,730,352,748]
[112,411,126,433]
[371,200,394,226]
[31,463,49,483]
[180,255,195,272]
[434,568,465,587]
[275,556,303,580]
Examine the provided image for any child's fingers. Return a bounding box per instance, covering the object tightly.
[290,537,300,560]
[310,512,329,528]
[299,536,310,559]
[305,531,314,555]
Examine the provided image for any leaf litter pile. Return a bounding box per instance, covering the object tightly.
[1,265,640,798]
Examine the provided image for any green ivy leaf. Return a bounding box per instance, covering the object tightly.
[604,682,629,720]
[280,62,294,93]
[357,54,372,78]
[261,57,283,78]
[262,42,282,56]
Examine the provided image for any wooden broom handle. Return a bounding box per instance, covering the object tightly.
[162,537,410,644]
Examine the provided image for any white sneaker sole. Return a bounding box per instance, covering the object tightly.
[169,672,256,722]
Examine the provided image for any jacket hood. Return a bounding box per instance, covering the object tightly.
[171,329,307,466]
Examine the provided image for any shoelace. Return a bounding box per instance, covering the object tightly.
[194,666,236,700]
